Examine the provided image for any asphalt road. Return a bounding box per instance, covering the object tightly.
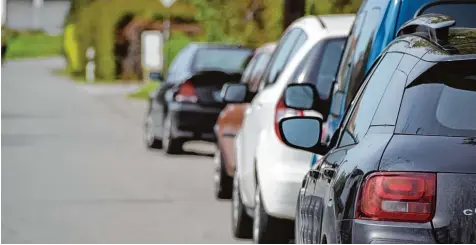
[1,57,244,243]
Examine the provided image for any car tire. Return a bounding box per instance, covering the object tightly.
[253,183,293,244]
[162,113,183,154]
[214,148,233,199]
[232,174,253,239]
[144,112,162,149]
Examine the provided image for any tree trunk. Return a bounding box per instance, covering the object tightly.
[283,0,306,30]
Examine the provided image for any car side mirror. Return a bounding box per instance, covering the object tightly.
[221,83,248,104]
[283,83,318,110]
[279,116,329,155]
[149,72,164,82]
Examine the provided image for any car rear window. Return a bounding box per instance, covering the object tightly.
[193,48,253,73]
[419,2,476,28]
[396,60,476,137]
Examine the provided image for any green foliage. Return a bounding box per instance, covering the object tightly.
[63,24,81,74]
[5,32,63,59]
[128,81,160,100]
[71,0,198,80]
[164,32,194,69]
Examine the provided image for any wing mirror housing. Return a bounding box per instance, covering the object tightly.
[149,72,164,82]
[221,83,248,104]
[283,83,318,110]
[278,116,329,155]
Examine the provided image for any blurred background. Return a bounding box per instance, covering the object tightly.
[2,0,362,83]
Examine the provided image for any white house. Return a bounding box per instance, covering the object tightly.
[3,0,71,34]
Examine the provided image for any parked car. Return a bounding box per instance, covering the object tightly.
[279,14,476,244]
[214,42,276,199]
[221,14,354,243]
[317,0,476,151]
[143,43,253,154]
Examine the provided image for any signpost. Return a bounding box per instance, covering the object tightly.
[141,31,164,82]
[160,0,176,8]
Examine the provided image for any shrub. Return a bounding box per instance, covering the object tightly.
[72,0,198,80]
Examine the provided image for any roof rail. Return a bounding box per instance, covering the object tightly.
[316,16,327,29]
[397,14,456,45]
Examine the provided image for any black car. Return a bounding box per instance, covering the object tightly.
[278,14,476,243]
[144,43,253,154]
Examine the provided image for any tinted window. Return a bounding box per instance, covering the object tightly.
[333,9,368,113]
[371,70,407,126]
[169,45,193,73]
[396,60,476,137]
[339,53,403,147]
[314,38,346,100]
[345,7,382,108]
[193,48,253,72]
[419,3,476,28]
[264,29,301,85]
[248,53,271,92]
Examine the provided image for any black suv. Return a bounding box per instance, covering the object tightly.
[279,14,476,243]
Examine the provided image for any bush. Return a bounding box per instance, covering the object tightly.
[72,0,198,81]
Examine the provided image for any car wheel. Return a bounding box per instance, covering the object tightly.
[144,112,162,149]
[231,174,252,238]
[162,113,183,154]
[214,148,233,199]
[253,183,293,243]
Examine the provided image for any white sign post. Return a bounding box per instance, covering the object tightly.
[142,31,164,82]
[160,0,176,8]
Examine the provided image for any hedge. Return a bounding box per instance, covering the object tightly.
[71,0,197,80]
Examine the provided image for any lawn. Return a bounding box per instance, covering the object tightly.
[5,33,63,59]
[128,82,160,100]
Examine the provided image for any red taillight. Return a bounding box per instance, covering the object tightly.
[274,98,303,140]
[175,80,198,103]
[356,172,436,223]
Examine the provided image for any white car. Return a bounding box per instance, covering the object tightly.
[229,15,355,243]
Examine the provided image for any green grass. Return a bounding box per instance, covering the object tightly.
[5,33,63,59]
[128,82,160,100]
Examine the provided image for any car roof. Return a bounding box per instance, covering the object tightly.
[255,42,277,54]
[387,26,476,62]
[188,42,251,50]
[287,14,355,39]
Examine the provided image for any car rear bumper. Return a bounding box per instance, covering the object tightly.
[349,219,436,243]
[168,102,222,142]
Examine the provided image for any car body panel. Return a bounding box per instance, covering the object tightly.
[215,43,276,177]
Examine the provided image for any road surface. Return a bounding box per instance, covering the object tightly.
[1,57,244,243]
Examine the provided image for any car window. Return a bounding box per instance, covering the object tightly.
[335,10,367,95]
[241,54,260,84]
[338,52,403,147]
[396,60,476,137]
[288,32,308,62]
[192,48,253,73]
[313,38,346,101]
[418,3,476,28]
[249,53,271,92]
[371,70,407,126]
[263,29,301,86]
[168,45,191,74]
[345,7,382,109]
